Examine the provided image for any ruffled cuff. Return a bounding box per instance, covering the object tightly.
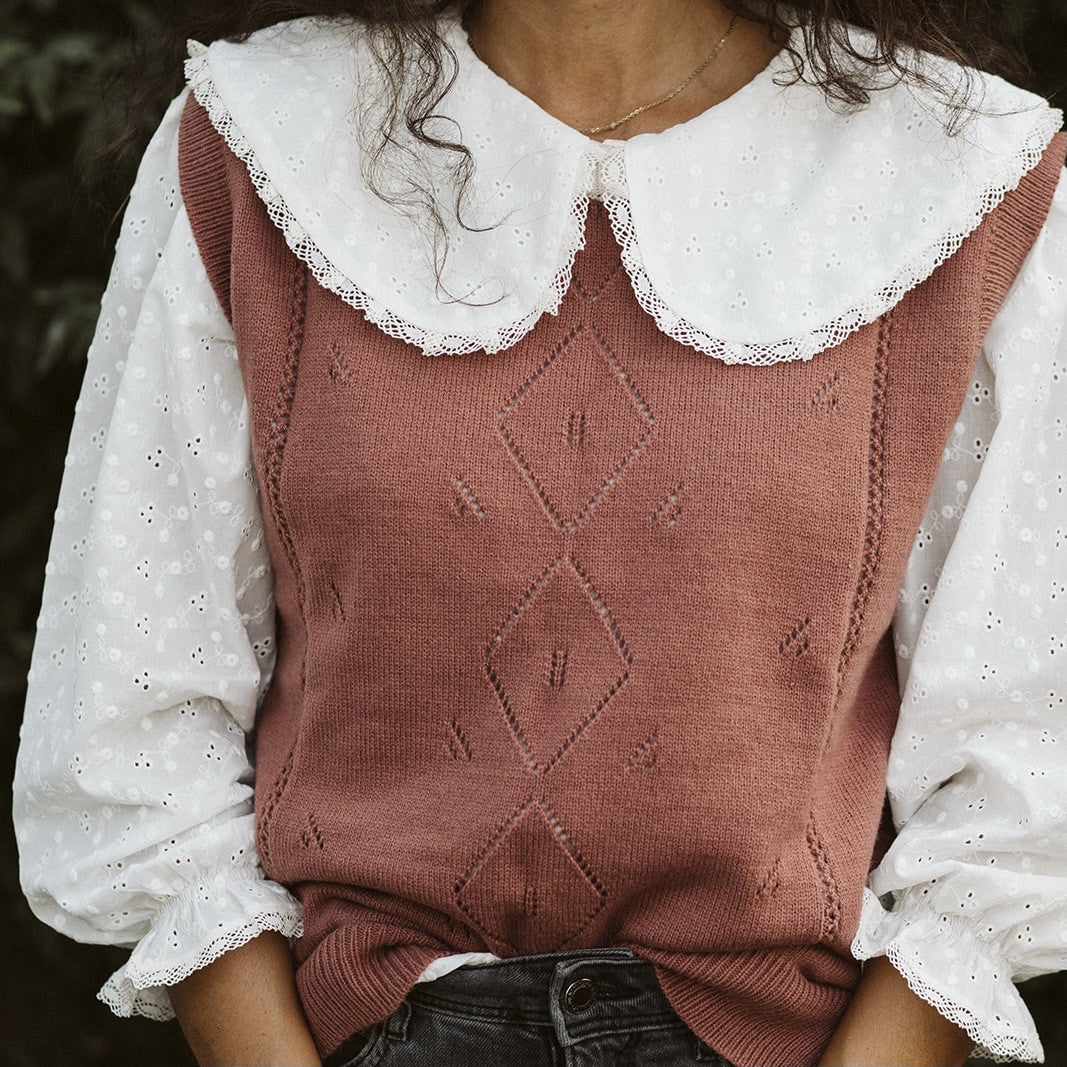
[98,865,303,1021]
[852,887,1042,1063]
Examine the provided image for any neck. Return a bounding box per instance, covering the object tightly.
[464,0,780,139]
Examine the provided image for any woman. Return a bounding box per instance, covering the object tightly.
[13,1,1067,1064]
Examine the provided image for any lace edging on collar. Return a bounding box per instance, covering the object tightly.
[184,20,1063,361]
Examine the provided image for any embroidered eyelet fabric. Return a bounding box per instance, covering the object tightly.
[12,19,1067,1061]
[12,95,303,1021]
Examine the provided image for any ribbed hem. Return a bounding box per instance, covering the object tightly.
[296,924,442,1057]
[639,945,855,1067]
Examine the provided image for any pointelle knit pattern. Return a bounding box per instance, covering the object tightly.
[178,95,1065,1067]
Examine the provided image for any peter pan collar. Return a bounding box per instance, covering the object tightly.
[185,16,1062,361]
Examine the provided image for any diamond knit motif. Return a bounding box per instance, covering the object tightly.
[455,800,606,953]
[469,236,647,952]
[498,324,654,533]
[486,556,632,772]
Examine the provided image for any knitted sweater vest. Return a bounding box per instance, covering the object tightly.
[178,98,1065,1066]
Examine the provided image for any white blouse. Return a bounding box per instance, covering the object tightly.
[12,15,1067,1063]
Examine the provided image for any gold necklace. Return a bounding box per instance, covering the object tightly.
[579,14,739,136]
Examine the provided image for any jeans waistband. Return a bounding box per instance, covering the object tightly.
[409,948,682,1043]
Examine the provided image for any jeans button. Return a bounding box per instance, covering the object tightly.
[563,978,597,1012]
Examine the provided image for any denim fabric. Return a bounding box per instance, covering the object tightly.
[324,949,737,1067]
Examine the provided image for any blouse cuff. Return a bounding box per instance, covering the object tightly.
[852,887,1042,1063]
[98,865,303,1021]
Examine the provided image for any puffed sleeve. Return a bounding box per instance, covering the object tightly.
[12,90,303,1021]
[853,168,1067,1062]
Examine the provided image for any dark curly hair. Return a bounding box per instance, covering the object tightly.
[149,0,1030,124]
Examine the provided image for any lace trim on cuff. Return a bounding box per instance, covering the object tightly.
[98,865,303,1021]
[852,886,1042,1063]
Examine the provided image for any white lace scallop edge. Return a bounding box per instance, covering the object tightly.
[98,905,303,1020]
[185,53,598,357]
[186,50,1061,363]
[852,891,1043,1063]
[880,943,1039,1064]
[600,109,1063,366]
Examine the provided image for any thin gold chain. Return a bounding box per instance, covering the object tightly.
[579,13,739,136]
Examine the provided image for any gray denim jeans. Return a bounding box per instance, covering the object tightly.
[323,948,738,1067]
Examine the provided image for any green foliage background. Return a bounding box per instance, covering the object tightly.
[1,1,1065,1063]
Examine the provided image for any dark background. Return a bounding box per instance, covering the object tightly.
[2,1,1066,1063]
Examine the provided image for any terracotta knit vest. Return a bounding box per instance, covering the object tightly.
[178,98,1064,1066]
